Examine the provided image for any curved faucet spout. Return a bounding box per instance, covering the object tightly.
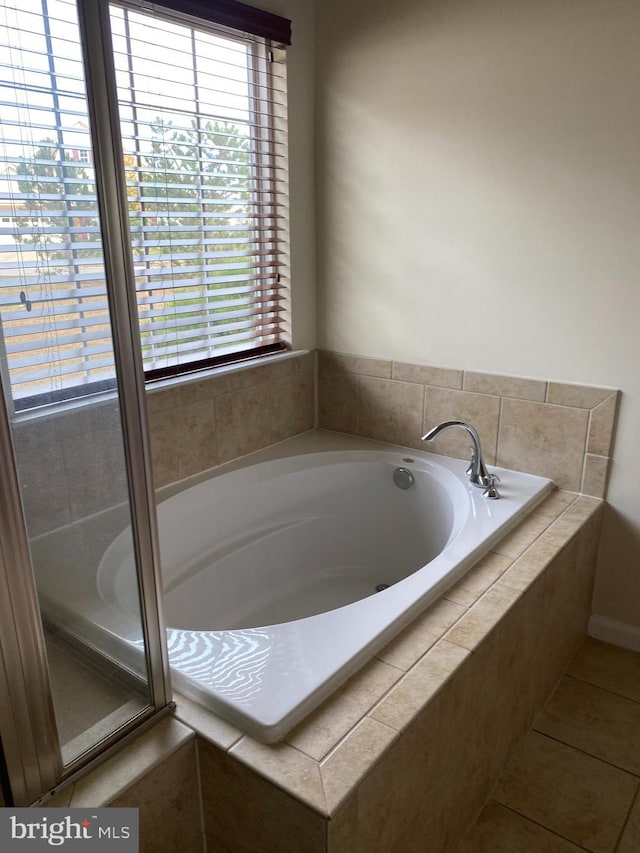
[421,420,498,495]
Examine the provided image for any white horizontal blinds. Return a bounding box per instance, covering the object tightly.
[0,0,117,405]
[0,0,289,409]
[109,3,289,375]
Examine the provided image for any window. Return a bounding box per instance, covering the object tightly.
[0,0,290,411]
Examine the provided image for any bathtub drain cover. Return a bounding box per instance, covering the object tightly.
[393,467,415,489]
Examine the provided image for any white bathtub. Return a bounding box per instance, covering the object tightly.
[97,432,552,742]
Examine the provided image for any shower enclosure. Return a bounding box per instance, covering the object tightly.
[0,0,171,805]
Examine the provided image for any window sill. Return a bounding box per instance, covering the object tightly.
[145,348,309,399]
[10,349,310,425]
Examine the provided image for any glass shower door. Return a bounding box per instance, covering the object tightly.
[0,0,169,778]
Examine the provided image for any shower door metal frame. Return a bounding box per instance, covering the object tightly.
[76,0,172,713]
[0,0,172,806]
[0,389,62,806]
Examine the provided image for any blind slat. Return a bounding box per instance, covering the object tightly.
[0,0,289,405]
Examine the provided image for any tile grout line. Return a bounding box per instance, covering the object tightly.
[286,655,407,763]
[613,782,640,852]
[579,437,589,494]
[194,740,208,853]
[333,718,402,816]
[562,671,640,708]
[495,394,504,466]
[472,642,640,850]
[490,800,594,852]
[528,729,640,781]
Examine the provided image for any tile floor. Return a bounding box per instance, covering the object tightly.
[460,638,640,852]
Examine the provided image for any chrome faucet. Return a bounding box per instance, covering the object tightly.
[421,421,500,498]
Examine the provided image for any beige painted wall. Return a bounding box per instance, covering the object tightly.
[315,0,640,627]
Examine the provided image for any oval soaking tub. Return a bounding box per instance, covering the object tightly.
[98,434,553,742]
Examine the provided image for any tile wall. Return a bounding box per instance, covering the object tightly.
[318,351,620,497]
[13,347,617,540]
[46,717,203,853]
[10,351,315,538]
[11,399,128,538]
[147,351,315,488]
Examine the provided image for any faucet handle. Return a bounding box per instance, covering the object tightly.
[482,474,501,500]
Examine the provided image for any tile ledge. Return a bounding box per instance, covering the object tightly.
[173,691,244,751]
[229,735,329,816]
[45,716,195,809]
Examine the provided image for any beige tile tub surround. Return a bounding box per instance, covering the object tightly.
[198,737,327,853]
[424,386,501,465]
[8,352,315,538]
[47,717,194,809]
[358,375,424,448]
[44,718,206,852]
[12,349,618,532]
[171,490,604,852]
[317,351,620,498]
[108,740,203,853]
[40,490,603,852]
[147,351,315,488]
[11,400,128,537]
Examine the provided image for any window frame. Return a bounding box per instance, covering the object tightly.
[0,0,291,413]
